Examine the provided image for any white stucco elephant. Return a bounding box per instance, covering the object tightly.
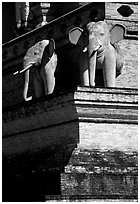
[14,39,57,101]
[69,21,125,87]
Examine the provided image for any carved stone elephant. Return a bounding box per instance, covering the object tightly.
[14,39,57,101]
[69,21,125,87]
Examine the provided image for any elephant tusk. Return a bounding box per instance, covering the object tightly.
[24,96,33,101]
[13,71,19,75]
[89,45,101,59]
[13,63,34,75]
[19,63,34,73]
[94,45,101,51]
[83,47,88,52]
[83,45,100,56]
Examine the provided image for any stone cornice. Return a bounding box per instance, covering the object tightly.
[3,87,138,156]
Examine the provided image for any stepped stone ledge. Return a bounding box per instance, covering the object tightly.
[3,86,138,201]
[3,86,137,157]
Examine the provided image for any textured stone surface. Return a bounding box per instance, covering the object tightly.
[106,2,138,33]
[105,2,138,89]
[116,39,138,88]
[79,123,137,151]
[3,87,138,201]
[61,173,137,197]
[61,143,137,198]
[61,173,137,199]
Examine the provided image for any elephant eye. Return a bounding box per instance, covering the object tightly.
[100,33,105,36]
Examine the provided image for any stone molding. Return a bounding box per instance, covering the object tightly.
[3,87,138,157]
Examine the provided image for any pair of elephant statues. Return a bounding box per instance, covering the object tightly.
[14,21,126,101]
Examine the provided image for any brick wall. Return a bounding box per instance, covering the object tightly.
[116,39,138,88]
[105,2,138,88]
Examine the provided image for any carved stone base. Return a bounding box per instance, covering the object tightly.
[2,87,138,201]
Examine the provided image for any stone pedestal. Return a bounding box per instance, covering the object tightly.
[3,87,138,201]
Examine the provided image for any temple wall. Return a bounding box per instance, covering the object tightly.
[116,39,138,88]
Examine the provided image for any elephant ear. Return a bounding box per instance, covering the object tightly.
[40,39,56,67]
[69,27,83,45]
[110,24,126,44]
[48,38,55,58]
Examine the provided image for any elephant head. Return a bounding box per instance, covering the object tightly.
[69,21,125,87]
[23,40,51,72]
[14,39,57,101]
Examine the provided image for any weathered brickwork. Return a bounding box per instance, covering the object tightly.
[105,2,138,34]
[116,39,138,88]
[105,2,138,89]
[61,172,137,197]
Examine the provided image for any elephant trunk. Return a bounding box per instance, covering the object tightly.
[88,38,99,87]
[23,69,32,101]
[88,50,97,87]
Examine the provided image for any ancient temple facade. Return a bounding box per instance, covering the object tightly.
[2,2,138,201]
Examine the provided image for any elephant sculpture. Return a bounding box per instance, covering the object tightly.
[14,39,57,101]
[69,21,125,87]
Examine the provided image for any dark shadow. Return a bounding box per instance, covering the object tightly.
[54,44,81,93]
[3,91,79,201]
[95,69,104,87]
[3,172,61,201]
[54,44,105,92]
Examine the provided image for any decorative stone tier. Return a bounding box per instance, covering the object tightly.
[3,87,138,201]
